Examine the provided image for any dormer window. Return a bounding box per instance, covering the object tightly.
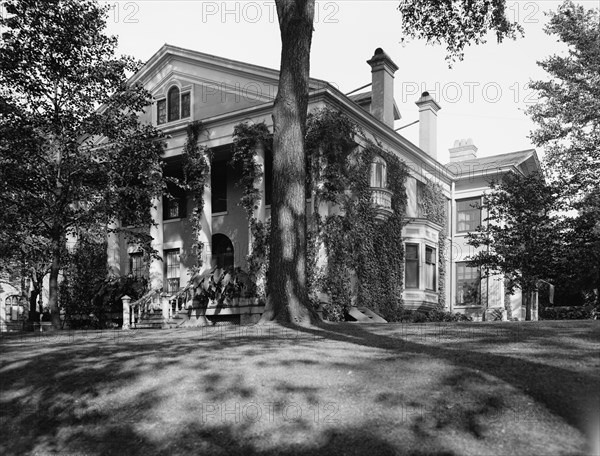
[370,156,387,188]
[157,86,191,125]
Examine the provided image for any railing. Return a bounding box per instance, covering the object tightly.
[127,288,162,328]
[370,187,394,220]
[167,283,195,319]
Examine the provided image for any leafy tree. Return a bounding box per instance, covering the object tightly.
[59,236,109,328]
[0,0,165,329]
[526,1,600,302]
[467,172,559,320]
[397,0,523,64]
[261,0,522,324]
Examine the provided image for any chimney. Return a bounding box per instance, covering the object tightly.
[367,48,398,128]
[415,91,441,160]
[449,138,478,161]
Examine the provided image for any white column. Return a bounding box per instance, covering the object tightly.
[149,197,164,290]
[0,297,6,332]
[107,221,121,277]
[121,295,131,329]
[249,142,266,256]
[200,157,212,272]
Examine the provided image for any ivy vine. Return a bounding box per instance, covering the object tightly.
[417,180,448,308]
[181,121,211,274]
[231,122,272,301]
[306,108,410,321]
[229,109,447,320]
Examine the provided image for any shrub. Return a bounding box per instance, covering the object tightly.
[189,267,250,307]
[397,309,473,323]
[540,305,598,320]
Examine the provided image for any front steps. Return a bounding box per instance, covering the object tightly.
[346,306,387,323]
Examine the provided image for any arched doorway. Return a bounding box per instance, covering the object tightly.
[212,234,234,269]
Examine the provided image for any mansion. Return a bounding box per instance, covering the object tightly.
[1,45,542,329]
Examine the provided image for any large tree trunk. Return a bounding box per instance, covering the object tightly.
[260,0,318,325]
[48,236,62,329]
[524,289,532,321]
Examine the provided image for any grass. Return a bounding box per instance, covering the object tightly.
[1,320,599,456]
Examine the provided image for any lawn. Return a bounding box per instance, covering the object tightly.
[1,321,599,456]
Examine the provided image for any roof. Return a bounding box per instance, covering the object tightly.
[446,149,541,177]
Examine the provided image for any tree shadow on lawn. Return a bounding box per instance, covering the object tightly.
[295,322,600,452]
[1,329,442,456]
[1,324,598,455]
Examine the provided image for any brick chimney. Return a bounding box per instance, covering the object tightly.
[449,138,478,161]
[367,48,398,128]
[415,91,442,160]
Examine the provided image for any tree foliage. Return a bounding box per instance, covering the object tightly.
[0,0,165,328]
[467,172,559,319]
[397,0,523,63]
[526,0,600,302]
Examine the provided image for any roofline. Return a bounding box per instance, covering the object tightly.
[128,43,331,91]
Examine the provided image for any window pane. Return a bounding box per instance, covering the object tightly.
[165,249,180,294]
[168,87,180,122]
[456,198,481,232]
[181,92,190,118]
[129,253,144,277]
[406,260,418,288]
[168,200,179,219]
[405,244,419,288]
[157,100,166,125]
[406,244,418,260]
[163,183,186,220]
[456,262,480,305]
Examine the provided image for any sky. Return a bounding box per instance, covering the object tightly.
[103,0,597,164]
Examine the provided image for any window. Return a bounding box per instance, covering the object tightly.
[181,92,191,118]
[129,252,144,278]
[425,246,436,291]
[456,262,481,305]
[456,197,481,233]
[157,87,191,125]
[157,100,166,125]
[168,87,180,122]
[5,295,24,321]
[370,156,387,188]
[212,234,234,269]
[212,160,228,213]
[163,183,186,220]
[405,244,419,289]
[165,249,181,294]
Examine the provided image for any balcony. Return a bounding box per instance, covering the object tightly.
[370,187,394,221]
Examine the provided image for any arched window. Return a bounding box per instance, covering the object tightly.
[370,156,387,188]
[211,234,234,269]
[157,85,191,125]
[168,86,180,122]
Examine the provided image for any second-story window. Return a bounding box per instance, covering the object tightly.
[370,156,387,188]
[157,87,191,125]
[168,87,180,122]
[456,197,481,233]
[163,182,186,220]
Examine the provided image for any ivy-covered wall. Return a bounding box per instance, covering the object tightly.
[227,108,448,321]
[417,180,448,309]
